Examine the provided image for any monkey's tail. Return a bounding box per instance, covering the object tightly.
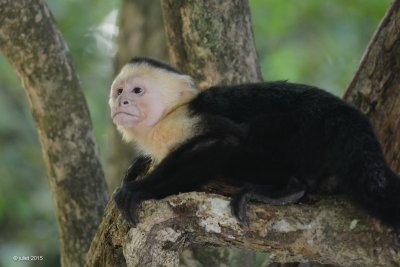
[336,135,400,228]
[326,108,400,228]
[345,157,400,228]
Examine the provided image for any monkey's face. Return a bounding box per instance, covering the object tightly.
[110,76,166,131]
[109,63,199,140]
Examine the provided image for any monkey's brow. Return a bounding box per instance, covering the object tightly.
[129,57,184,75]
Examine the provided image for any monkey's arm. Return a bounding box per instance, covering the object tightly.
[114,133,239,226]
[121,155,152,185]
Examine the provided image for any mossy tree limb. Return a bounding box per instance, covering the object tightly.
[87,192,399,267]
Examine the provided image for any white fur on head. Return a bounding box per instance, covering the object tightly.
[111,62,198,111]
[109,61,199,144]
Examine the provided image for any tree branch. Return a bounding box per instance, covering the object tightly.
[87,192,399,267]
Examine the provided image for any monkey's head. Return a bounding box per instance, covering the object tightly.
[109,57,198,140]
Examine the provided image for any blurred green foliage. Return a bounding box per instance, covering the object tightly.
[250,0,391,94]
[0,1,391,266]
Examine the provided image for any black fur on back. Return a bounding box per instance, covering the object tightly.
[128,57,184,75]
[188,81,400,228]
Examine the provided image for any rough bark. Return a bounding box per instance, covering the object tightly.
[106,0,168,192]
[180,246,255,267]
[161,0,262,88]
[87,192,399,267]
[0,1,108,266]
[85,195,130,267]
[344,0,400,172]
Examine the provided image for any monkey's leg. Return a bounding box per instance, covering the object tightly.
[230,177,306,225]
[121,155,152,185]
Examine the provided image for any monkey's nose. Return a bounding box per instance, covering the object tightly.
[120,99,130,106]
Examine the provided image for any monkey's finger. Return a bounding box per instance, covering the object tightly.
[394,228,400,247]
[230,193,249,227]
[127,201,139,226]
[113,186,136,226]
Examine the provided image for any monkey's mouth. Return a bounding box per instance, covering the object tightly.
[112,112,138,119]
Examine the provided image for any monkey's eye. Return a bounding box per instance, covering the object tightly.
[116,88,123,95]
[133,87,144,95]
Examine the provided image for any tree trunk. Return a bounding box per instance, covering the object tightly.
[85,1,400,267]
[106,0,168,192]
[0,1,108,266]
[344,0,400,172]
[161,0,262,88]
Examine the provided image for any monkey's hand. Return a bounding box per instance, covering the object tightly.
[114,181,153,227]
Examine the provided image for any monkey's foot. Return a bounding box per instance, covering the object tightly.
[230,190,250,226]
[230,179,306,226]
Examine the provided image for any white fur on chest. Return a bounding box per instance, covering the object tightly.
[136,107,199,162]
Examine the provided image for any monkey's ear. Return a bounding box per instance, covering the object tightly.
[180,75,198,94]
[177,75,198,101]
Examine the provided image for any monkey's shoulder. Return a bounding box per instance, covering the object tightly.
[188,81,342,121]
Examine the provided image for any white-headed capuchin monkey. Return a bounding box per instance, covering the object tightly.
[111,57,400,241]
